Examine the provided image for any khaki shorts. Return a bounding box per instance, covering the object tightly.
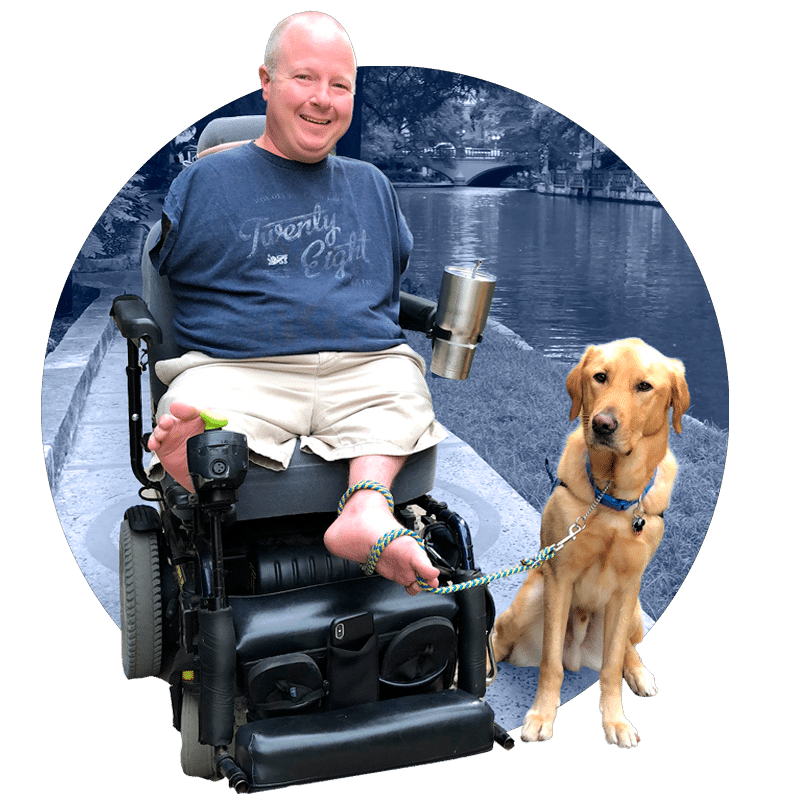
[151,344,447,473]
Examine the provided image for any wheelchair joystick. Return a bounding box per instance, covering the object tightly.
[185,420,247,750]
[186,424,248,609]
[187,426,249,508]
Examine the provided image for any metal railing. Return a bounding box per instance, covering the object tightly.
[423,145,531,161]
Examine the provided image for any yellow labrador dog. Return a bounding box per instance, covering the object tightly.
[491,338,689,747]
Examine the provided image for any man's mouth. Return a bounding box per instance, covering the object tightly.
[300,115,331,126]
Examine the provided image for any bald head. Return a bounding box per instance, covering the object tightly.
[255,10,357,162]
[263,11,356,76]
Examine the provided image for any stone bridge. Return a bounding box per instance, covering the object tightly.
[422,145,534,186]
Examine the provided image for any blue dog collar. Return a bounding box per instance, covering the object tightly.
[585,455,657,512]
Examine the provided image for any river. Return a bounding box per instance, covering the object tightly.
[396,187,728,430]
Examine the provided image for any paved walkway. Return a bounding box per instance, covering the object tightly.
[42,269,641,732]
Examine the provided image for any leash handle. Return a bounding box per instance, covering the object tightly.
[338,480,395,515]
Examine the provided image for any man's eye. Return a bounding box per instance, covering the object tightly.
[593,372,607,384]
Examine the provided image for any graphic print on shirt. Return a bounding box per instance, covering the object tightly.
[238,203,369,280]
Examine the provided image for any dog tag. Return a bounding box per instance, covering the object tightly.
[632,515,646,534]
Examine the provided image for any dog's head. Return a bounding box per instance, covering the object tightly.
[566,338,690,455]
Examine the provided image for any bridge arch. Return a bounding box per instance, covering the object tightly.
[466,164,530,187]
[422,148,533,187]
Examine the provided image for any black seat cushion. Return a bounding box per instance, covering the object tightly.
[234,442,436,521]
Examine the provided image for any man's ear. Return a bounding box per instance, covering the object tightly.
[258,64,271,101]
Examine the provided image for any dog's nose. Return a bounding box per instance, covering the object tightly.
[592,413,618,436]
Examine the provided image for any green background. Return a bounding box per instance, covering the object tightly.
[14,0,797,798]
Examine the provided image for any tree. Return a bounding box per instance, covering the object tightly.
[528,102,583,169]
[79,174,151,259]
[356,67,485,165]
[354,66,586,175]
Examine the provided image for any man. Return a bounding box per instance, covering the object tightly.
[147,11,443,594]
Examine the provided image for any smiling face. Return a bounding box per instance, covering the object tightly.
[256,17,356,163]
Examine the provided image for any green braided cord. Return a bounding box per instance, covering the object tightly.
[337,480,395,516]
[361,528,425,576]
[360,527,558,593]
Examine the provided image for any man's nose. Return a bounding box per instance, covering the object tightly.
[311,82,332,107]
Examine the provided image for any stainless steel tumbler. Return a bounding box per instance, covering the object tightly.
[431,263,496,380]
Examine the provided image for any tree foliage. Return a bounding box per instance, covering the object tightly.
[361,67,483,138]
[359,67,485,165]
[357,66,588,172]
[79,174,151,258]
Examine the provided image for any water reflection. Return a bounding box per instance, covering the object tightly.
[397,187,728,429]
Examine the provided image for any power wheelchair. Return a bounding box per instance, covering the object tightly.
[109,116,510,792]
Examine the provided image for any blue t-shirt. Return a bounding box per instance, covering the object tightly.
[150,143,413,358]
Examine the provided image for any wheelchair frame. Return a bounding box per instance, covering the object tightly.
[110,288,511,792]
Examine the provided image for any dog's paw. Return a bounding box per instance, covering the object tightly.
[603,718,640,748]
[624,666,658,697]
[520,710,555,742]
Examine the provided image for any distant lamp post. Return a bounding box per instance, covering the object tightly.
[457,129,466,158]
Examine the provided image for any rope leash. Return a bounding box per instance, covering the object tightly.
[337,480,395,515]
[339,480,611,595]
[417,543,558,594]
[360,528,425,576]
[361,527,558,594]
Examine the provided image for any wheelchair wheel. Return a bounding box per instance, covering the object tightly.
[119,518,163,679]
[180,689,218,780]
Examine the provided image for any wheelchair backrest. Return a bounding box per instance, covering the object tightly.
[196,115,266,155]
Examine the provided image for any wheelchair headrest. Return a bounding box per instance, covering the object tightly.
[196,115,266,158]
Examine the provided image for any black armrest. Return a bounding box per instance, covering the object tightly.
[110,294,163,345]
[399,291,437,335]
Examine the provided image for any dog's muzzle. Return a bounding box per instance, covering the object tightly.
[591,412,618,437]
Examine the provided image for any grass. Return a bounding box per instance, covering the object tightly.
[406,324,728,621]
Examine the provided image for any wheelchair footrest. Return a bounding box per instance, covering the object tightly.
[233,690,495,790]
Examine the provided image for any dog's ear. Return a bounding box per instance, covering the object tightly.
[566,347,594,421]
[669,358,691,433]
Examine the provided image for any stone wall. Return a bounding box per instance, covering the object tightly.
[75,223,149,273]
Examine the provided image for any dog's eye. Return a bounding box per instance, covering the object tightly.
[637,382,653,392]
[593,373,607,384]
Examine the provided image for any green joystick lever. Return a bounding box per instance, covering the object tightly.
[200,411,229,431]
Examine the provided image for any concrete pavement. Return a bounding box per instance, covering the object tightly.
[42,268,641,732]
